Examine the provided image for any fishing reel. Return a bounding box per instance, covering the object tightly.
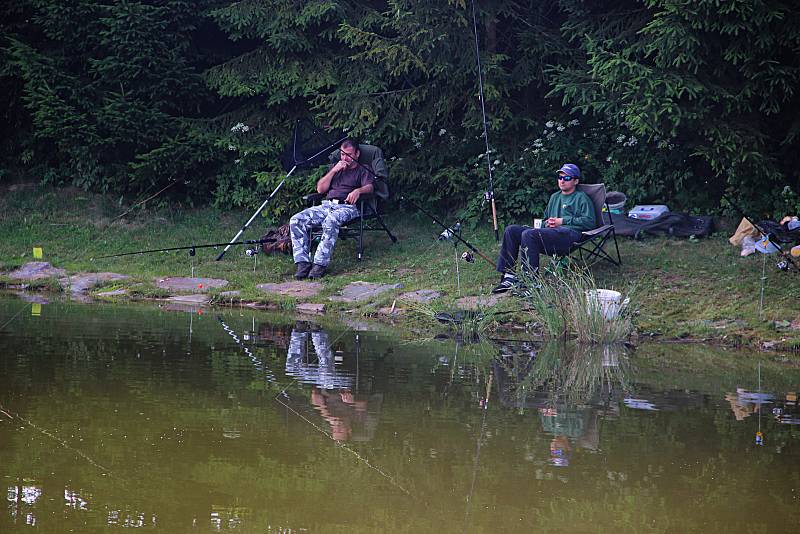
[461,251,475,263]
[245,247,259,257]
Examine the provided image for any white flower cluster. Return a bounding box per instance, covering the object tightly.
[230,122,251,133]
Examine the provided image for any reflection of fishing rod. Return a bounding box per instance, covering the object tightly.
[722,192,798,272]
[95,238,268,259]
[400,196,495,268]
[217,316,275,383]
[463,370,493,533]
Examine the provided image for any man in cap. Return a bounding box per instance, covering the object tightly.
[289,139,375,279]
[492,163,596,293]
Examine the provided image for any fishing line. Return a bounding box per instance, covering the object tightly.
[0,302,31,332]
[273,394,413,497]
[0,406,113,477]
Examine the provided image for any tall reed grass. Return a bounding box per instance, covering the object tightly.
[516,266,635,343]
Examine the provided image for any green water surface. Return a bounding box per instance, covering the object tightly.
[0,295,798,532]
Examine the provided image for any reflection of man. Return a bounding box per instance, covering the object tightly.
[725,388,774,421]
[285,323,381,441]
[285,323,353,390]
[539,405,599,467]
[310,387,369,441]
[289,139,375,280]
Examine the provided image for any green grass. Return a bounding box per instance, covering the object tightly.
[1,183,799,350]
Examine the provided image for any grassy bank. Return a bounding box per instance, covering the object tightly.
[1,183,798,350]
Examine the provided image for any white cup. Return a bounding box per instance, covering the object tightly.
[533,218,543,229]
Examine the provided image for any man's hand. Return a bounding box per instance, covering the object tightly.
[346,189,362,205]
[547,217,563,228]
[333,159,349,173]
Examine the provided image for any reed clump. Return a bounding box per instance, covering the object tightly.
[516,266,635,343]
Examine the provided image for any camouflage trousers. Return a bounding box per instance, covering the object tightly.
[289,201,359,266]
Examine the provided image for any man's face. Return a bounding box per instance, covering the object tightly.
[557,172,578,194]
[340,145,360,169]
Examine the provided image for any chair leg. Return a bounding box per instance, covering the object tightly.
[358,202,364,261]
[373,213,398,243]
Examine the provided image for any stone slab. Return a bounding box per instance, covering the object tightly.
[61,272,129,293]
[162,294,210,305]
[7,262,66,280]
[455,294,508,310]
[257,281,323,299]
[96,289,129,297]
[399,289,442,303]
[377,305,405,317]
[155,277,228,293]
[329,282,405,303]
[296,303,326,315]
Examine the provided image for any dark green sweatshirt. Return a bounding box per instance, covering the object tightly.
[544,190,597,232]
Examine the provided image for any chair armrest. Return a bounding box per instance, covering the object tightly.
[581,224,613,238]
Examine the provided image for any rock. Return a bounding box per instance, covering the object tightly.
[155,277,228,293]
[11,292,50,304]
[456,294,508,310]
[377,305,405,317]
[296,303,326,315]
[256,281,323,298]
[96,289,128,298]
[399,289,442,303]
[61,272,129,293]
[219,290,241,298]
[329,281,404,303]
[7,262,66,280]
[162,294,210,305]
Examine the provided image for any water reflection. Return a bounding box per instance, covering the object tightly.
[492,342,629,468]
[284,322,382,442]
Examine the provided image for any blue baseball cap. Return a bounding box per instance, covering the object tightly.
[557,163,581,178]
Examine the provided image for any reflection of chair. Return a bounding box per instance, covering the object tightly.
[562,183,621,267]
[302,144,398,261]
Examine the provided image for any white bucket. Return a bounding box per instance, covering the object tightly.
[586,289,629,319]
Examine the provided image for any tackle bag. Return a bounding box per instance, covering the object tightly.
[260,224,292,255]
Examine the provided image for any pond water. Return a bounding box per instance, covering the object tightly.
[1,294,798,532]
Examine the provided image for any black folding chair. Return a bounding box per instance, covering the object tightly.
[303,144,398,261]
[563,183,621,267]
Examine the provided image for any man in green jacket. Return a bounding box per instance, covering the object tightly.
[493,163,596,293]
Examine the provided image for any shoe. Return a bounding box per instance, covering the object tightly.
[308,263,327,279]
[294,261,312,280]
[492,277,517,294]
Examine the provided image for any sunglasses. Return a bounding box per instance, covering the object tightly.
[558,174,574,181]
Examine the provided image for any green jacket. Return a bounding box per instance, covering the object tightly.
[544,190,597,232]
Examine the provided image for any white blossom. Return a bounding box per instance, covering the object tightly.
[545,120,555,128]
[438,128,447,136]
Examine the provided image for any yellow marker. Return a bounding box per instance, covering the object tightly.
[33,247,43,259]
[31,303,41,317]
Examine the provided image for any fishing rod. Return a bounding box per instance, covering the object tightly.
[95,237,269,260]
[722,192,799,272]
[400,195,496,268]
[470,0,499,242]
